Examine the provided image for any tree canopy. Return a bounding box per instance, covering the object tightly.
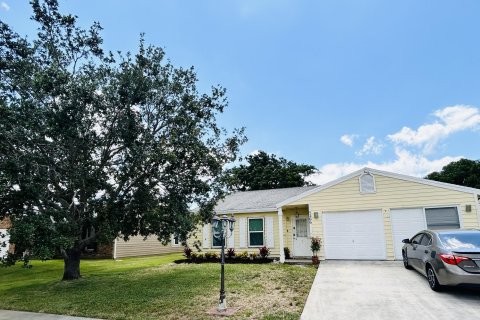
[224,151,317,191]
[425,159,480,189]
[0,0,246,279]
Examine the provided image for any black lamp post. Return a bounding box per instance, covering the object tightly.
[212,213,235,311]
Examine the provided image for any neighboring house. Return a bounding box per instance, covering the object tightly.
[188,167,480,262]
[113,234,182,259]
[0,217,12,258]
[0,216,181,259]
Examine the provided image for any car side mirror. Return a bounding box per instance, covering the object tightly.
[402,238,410,244]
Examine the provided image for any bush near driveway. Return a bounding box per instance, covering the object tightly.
[0,253,316,320]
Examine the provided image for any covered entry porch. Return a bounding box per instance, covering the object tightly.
[278,204,311,262]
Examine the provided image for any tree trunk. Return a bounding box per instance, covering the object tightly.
[62,248,81,281]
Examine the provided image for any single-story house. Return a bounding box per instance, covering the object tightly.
[0,217,12,258]
[188,167,480,262]
[0,216,182,259]
[112,234,182,259]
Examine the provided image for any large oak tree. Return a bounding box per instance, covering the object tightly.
[225,151,317,191]
[0,0,246,279]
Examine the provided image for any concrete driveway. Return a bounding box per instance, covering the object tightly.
[301,261,480,320]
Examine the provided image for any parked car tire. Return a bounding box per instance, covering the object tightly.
[402,251,412,270]
[426,266,442,291]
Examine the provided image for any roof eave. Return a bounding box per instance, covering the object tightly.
[215,207,278,214]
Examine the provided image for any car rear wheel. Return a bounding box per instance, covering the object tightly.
[427,266,442,291]
[403,251,412,269]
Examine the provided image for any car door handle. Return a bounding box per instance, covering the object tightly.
[424,250,429,254]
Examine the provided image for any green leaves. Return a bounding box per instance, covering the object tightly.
[224,151,317,191]
[425,158,480,189]
[0,0,245,272]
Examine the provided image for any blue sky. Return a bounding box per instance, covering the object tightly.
[2,0,480,183]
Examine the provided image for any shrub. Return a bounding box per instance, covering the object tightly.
[237,251,249,260]
[190,252,198,261]
[311,237,321,256]
[196,253,205,260]
[249,252,258,260]
[205,251,216,260]
[259,246,270,258]
[284,247,291,259]
[226,248,235,259]
[183,247,192,258]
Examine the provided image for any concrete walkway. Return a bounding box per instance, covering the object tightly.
[0,310,102,320]
[301,261,480,320]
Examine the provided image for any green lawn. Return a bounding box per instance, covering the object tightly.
[0,254,317,319]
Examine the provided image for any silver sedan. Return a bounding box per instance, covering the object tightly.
[402,229,480,291]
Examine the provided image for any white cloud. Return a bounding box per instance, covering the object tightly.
[340,134,358,147]
[356,136,384,156]
[249,149,261,156]
[307,147,460,185]
[388,105,480,154]
[1,2,9,11]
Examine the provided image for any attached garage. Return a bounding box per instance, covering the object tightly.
[390,206,461,260]
[276,167,480,262]
[323,210,386,260]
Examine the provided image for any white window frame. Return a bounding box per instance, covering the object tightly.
[248,217,265,248]
[359,171,376,194]
[171,234,180,247]
[423,205,463,229]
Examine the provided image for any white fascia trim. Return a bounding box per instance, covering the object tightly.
[276,167,480,208]
[215,207,278,214]
[367,168,480,195]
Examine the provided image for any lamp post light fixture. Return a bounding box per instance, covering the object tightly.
[212,213,236,312]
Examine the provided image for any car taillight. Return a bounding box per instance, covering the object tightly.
[439,254,470,265]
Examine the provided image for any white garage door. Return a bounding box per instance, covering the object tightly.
[390,208,426,260]
[323,210,386,260]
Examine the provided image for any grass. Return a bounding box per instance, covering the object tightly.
[0,254,317,319]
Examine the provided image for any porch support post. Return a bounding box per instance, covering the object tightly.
[278,207,285,263]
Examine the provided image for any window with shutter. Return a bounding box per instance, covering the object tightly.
[425,207,460,230]
[359,171,376,193]
[248,218,264,247]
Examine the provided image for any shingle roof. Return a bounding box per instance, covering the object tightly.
[215,186,317,213]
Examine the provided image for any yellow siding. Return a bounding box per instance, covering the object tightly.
[115,235,182,259]
[288,174,480,260]
[187,212,283,257]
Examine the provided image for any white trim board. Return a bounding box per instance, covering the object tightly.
[277,167,480,208]
[215,207,277,214]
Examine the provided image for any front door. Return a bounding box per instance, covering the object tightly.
[293,216,310,257]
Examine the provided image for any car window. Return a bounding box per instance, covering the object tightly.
[411,233,423,244]
[438,232,480,250]
[420,234,432,246]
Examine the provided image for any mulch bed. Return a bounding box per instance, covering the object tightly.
[174,258,275,264]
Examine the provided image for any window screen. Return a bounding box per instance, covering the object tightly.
[212,223,223,247]
[425,207,460,230]
[359,172,375,193]
[248,218,264,247]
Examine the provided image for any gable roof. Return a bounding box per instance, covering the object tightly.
[276,167,480,207]
[215,186,317,213]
